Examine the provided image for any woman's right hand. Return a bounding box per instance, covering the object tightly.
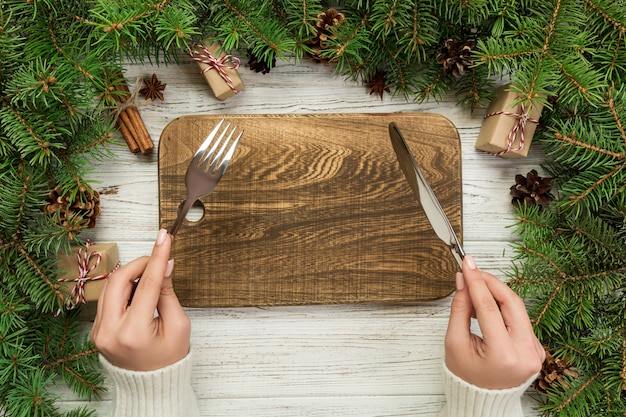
[444,255,545,389]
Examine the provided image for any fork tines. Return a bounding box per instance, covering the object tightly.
[195,119,243,174]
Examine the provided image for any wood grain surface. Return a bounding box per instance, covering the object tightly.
[158,113,462,307]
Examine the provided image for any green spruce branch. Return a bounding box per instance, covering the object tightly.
[1,1,202,415]
[1,0,625,415]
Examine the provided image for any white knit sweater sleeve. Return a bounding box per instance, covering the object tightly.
[438,363,538,417]
[99,352,201,417]
[100,353,536,417]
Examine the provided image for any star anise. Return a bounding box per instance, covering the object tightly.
[248,48,276,74]
[367,71,390,100]
[510,169,554,209]
[139,73,166,101]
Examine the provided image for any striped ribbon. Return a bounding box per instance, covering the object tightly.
[58,240,120,312]
[484,103,539,156]
[191,43,241,93]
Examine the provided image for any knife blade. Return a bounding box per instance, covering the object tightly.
[388,122,465,268]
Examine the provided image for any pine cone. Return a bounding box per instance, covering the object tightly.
[510,169,554,209]
[534,345,579,393]
[247,48,276,74]
[305,8,345,65]
[42,186,101,229]
[436,37,475,78]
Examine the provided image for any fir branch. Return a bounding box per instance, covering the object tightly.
[5,370,58,417]
[606,86,626,146]
[434,0,492,26]
[566,162,625,206]
[416,69,446,101]
[564,268,626,284]
[42,348,99,370]
[582,0,626,34]
[531,284,562,329]
[519,246,569,280]
[552,132,624,159]
[60,310,70,352]
[288,0,320,38]
[60,131,115,157]
[332,12,369,64]
[13,160,31,239]
[408,0,427,50]
[46,9,95,80]
[554,370,601,412]
[154,4,201,50]
[16,244,65,310]
[60,364,103,399]
[62,407,96,417]
[370,0,401,36]
[268,0,288,22]
[1,1,625,415]
[606,31,623,81]
[1,106,57,164]
[562,342,599,364]
[476,37,537,66]
[376,40,409,94]
[220,0,281,50]
[51,159,94,206]
[464,68,481,109]
[539,0,563,57]
[91,2,158,36]
[553,58,598,103]
[622,308,626,392]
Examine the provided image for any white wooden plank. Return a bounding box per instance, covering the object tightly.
[58,57,545,416]
[57,395,544,417]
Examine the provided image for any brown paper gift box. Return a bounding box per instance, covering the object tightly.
[475,84,543,158]
[57,242,119,305]
[192,41,245,101]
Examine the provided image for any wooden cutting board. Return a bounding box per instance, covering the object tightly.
[158,114,462,307]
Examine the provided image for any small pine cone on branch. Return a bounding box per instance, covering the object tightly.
[42,185,101,230]
[305,8,345,65]
[436,37,475,78]
[534,345,579,393]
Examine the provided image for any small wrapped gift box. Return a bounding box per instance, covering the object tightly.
[57,242,120,310]
[475,84,543,158]
[191,40,245,101]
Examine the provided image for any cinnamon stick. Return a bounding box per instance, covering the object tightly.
[111,76,154,155]
[125,107,153,154]
[116,118,140,153]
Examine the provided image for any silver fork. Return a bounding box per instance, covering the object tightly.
[169,119,243,237]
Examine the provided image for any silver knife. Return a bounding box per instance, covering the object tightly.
[388,122,466,269]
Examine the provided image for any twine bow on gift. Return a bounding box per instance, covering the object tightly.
[57,240,120,313]
[484,102,539,156]
[190,43,241,94]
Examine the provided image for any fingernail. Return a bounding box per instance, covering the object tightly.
[165,259,174,277]
[455,272,465,291]
[464,255,477,270]
[156,229,168,245]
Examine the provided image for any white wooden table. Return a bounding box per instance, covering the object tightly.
[56,57,544,416]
